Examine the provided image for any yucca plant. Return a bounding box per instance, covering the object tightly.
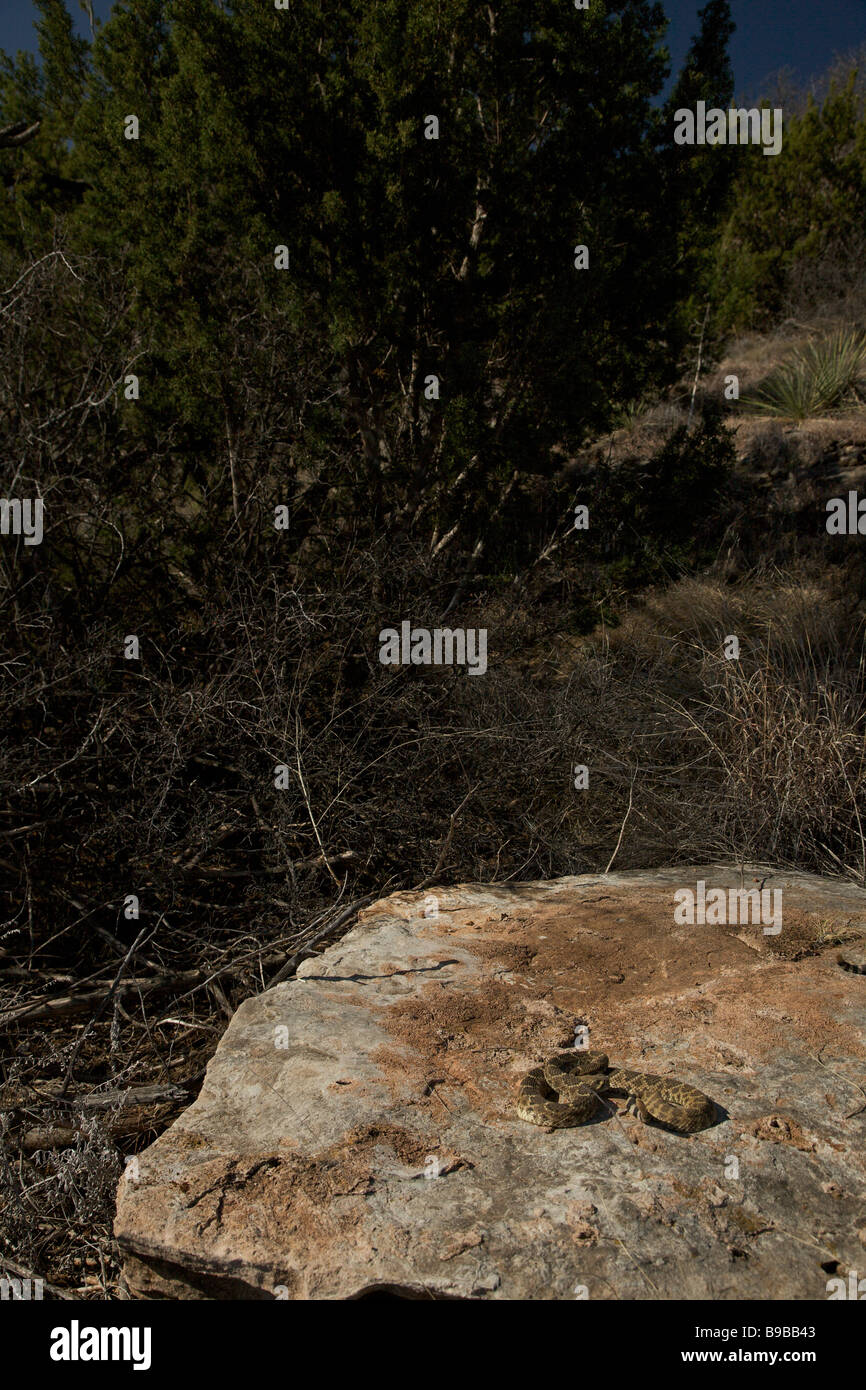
[609,394,651,429]
[741,328,866,420]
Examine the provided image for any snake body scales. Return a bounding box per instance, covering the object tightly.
[516,1050,716,1133]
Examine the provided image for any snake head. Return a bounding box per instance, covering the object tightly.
[624,1093,651,1123]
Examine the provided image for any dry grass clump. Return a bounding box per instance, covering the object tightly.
[712,324,817,398]
[577,574,866,877]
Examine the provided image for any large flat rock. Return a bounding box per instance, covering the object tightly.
[115,865,866,1299]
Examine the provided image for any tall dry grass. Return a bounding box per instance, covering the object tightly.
[575,575,866,876]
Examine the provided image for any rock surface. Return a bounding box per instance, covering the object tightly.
[115,864,866,1299]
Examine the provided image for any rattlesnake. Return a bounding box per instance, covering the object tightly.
[516,1050,716,1134]
[837,947,866,974]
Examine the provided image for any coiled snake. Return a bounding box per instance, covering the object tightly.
[516,1050,716,1133]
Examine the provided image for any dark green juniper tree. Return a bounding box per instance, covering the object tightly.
[1,0,738,588]
[712,68,866,331]
[659,0,737,361]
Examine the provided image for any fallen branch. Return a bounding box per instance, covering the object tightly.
[2,1081,193,1112]
[0,1256,74,1300]
[21,1103,184,1152]
[267,893,379,986]
[0,970,204,1032]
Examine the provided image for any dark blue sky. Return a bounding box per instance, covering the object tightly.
[0,1,864,101]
